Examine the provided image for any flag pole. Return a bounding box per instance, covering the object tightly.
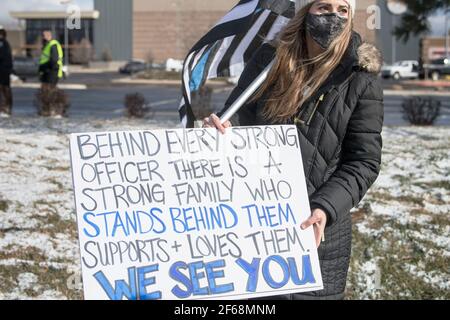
[219,60,275,124]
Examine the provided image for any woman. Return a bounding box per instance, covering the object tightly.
[203,0,384,300]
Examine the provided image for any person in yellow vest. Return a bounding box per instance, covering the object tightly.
[39,30,64,89]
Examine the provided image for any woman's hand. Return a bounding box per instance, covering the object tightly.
[301,208,327,248]
[202,114,232,134]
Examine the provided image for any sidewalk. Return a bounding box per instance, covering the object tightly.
[403,80,450,88]
[384,79,450,91]
[384,89,450,97]
[11,83,87,90]
[67,63,124,74]
[111,78,182,86]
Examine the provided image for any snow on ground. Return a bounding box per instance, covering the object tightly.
[0,117,449,300]
[346,126,449,300]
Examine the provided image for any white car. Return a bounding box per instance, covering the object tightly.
[165,58,183,72]
[381,60,419,80]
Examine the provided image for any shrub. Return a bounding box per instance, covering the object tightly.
[34,86,70,117]
[401,96,441,126]
[124,93,153,118]
[136,69,181,80]
[101,47,113,63]
[71,38,93,65]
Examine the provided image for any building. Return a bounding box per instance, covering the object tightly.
[345,0,422,65]
[93,0,132,61]
[421,37,448,63]
[91,0,232,63]
[9,0,426,65]
[94,0,420,63]
[375,0,421,65]
[2,29,26,56]
[9,10,99,61]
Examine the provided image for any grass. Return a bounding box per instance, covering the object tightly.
[368,191,425,207]
[44,178,66,192]
[0,263,82,300]
[0,244,82,299]
[0,119,448,300]
[31,200,77,239]
[392,174,413,185]
[136,69,182,80]
[414,181,450,191]
[0,200,10,212]
[346,191,450,300]
[0,246,48,264]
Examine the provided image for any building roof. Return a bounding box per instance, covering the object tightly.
[10,11,100,20]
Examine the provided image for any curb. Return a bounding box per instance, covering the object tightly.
[111,79,181,86]
[111,78,232,88]
[11,83,87,90]
[383,90,450,97]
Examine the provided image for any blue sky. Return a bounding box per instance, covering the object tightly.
[0,0,447,36]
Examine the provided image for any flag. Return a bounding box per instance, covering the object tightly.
[179,0,297,128]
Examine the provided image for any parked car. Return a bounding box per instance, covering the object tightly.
[422,57,450,81]
[12,56,39,81]
[119,60,149,74]
[381,60,420,80]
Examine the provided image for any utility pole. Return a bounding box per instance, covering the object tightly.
[60,0,72,72]
[445,4,449,58]
[392,14,397,64]
[175,0,182,60]
[386,1,408,64]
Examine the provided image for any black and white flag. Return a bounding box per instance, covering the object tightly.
[179,0,298,128]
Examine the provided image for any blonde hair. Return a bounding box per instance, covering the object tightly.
[250,2,353,123]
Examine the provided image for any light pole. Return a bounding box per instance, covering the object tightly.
[60,0,72,73]
[386,0,408,65]
[174,0,182,60]
[392,14,397,64]
[445,5,449,58]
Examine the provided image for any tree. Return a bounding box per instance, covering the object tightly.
[394,0,450,42]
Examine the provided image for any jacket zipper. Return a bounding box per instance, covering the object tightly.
[293,116,305,126]
[306,93,325,125]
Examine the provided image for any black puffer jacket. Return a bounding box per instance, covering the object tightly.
[218,32,384,299]
[0,38,13,85]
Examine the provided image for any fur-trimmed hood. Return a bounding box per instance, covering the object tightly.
[340,32,383,75]
[357,42,383,74]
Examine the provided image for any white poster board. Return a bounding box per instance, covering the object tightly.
[69,125,323,300]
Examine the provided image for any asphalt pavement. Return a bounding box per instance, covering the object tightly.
[8,73,450,126]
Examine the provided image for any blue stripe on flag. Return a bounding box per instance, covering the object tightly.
[189,47,213,92]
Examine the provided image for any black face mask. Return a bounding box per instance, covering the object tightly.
[305,13,348,49]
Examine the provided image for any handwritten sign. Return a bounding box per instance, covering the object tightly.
[69,125,323,300]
